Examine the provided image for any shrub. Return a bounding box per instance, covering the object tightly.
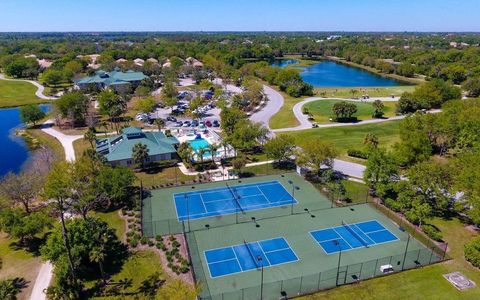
[147,240,154,247]
[156,242,163,249]
[169,235,176,242]
[172,240,180,248]
[384,198,403,212]
[422,224,443,241]
[180,265,190,273]
[155,235,163,242]
[465,236,480,268]
[129,238,138,248]
[140,236,148,245]
[347,149,369,159]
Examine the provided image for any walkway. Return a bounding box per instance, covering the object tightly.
[249,85,284,129]
[0,74,57,100]
[40,120,83,161]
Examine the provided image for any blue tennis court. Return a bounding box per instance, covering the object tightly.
[310,220,399,255]
[174,181,297,221]
[204,237,299,278]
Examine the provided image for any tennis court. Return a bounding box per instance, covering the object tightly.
[174,180,297,221]
[204,237,299,278]
[310,220,399,255]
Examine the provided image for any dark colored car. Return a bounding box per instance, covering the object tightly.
[205,120,212,127]
[212,120,220,127]
[191,120,199,127]
[167,116,177,122]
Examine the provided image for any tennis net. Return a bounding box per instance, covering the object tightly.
[342,220,369,248]
[226,183,244,213]
[244,240,260,269]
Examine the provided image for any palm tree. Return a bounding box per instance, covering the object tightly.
[154,118,165,132]
[220,140,229,159]
[208,143,219,161]
[84,127,96,149]
[350,89,358,98]
[90,246,107,285]
[132,143,149,169]
[197,148,206,164]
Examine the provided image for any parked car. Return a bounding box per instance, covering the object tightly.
[167,116,177,122]
[176,121,183,127]
[212,120,220,127]
[191,120,199,127]
[205,120,212,127]
[183,121,191,127]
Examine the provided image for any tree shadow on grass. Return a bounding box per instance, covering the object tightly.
[8,235,48,257]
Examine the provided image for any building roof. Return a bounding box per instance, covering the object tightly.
[96,126,178,162]
[76,69,147,86]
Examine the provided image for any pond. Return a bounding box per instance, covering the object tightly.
[274,60,403,88]
[0,105,51,177]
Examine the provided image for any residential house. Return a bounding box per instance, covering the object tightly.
[96,126,179,167]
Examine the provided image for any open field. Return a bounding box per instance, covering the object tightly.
[268,86,413,130]
[286,121,401,160]
[300,217,480,300]
[0,79,45,108]
[304,100,397,124]
[0,233,43,299]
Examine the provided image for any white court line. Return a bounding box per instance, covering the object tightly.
[257,242,272,266]
[198,193,208,213]
[332,227,354,249]
[204,237,298,278]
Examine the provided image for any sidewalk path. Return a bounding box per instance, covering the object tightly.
[29,262,53,300]
[249,85,284,129]
[0,74,57,100]
[40,120,83,161]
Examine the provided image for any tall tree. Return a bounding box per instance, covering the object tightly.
[296,140,338,174]
[19,105,45,127]
[43,162,78,284]
[0,172,44,214]
[264,134,296,163]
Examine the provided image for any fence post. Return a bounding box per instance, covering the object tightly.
[373,258,379,277]
[428,246,435,264]
[401,234,411,270]
[299,276,303,295]
[442,242,448,260]
[317,271,322,290]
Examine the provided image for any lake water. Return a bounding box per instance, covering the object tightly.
[0,105,51,177]
[273,59,403,87]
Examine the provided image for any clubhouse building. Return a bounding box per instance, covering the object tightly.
[75,69,147,93]
[96,127,179,167]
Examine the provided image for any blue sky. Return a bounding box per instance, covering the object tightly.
[0,0,479,32]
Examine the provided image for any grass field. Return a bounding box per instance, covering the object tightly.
[286,121,401,160]
[268,86,413,130]
[92,210,126,241]
[26,128,65,161]
[314,86,415,99]
[301,217,480,300]
[304,100,397,124]
[0,79,46,108]
[93,250,197,299]
[0,233,43,299]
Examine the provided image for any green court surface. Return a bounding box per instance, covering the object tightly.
[142,173,445,300]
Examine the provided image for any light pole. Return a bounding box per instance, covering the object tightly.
[288,180,296,215]
[258,256,264,300]
[334,240,342,286]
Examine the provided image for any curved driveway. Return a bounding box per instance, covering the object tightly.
[249,85,284,129]
[0,74,57,100]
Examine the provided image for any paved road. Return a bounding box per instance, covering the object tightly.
[0,74,57,100]
[333,159,366,179]
[249,85,284,129]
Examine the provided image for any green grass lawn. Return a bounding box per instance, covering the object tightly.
[135,166,197,188]
[304,100,397,124]
[26,128,65,161]
[0,233,43,299]
[285,121,401,160]
[314,86,415,99]
[269,93,306,129]
[300,217,480,300]
[0,79,46,108]
[93,250,197,299]
[92,210,126,241]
